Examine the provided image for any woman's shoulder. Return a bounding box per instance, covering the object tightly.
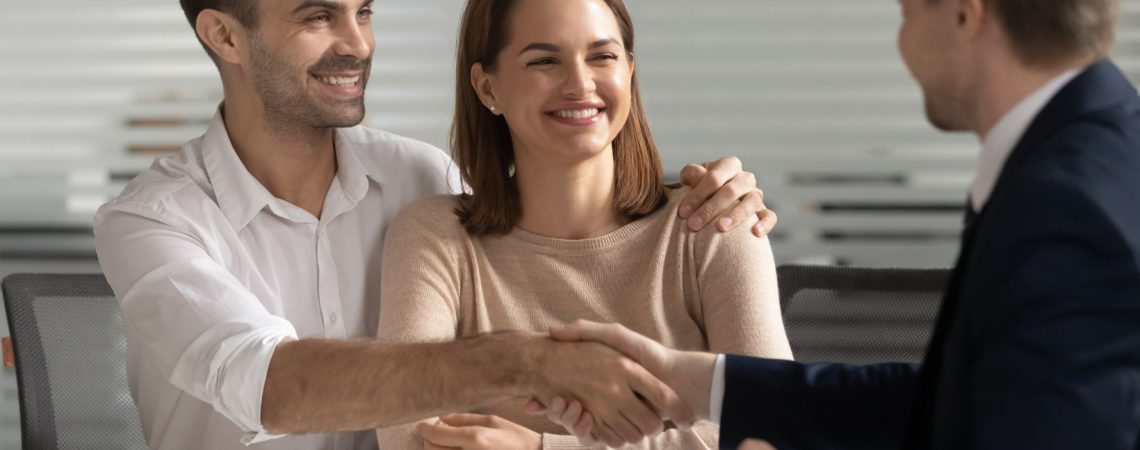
[388,194,469,240]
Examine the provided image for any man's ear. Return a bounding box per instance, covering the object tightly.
[956,0,985,39]
[470,63,501,115]
[196,10,247,65]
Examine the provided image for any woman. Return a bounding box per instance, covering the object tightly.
[376,0,792,448]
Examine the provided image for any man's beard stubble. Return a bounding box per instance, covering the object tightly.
[248,35,370,136]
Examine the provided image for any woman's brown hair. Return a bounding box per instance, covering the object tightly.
[452,0,667,235]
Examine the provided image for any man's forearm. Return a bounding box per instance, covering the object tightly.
[261,333,545,434]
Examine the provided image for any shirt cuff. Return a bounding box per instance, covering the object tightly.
[213,328,296,445]
[709,354,726,425]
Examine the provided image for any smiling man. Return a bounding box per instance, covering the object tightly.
[92,0,777,449]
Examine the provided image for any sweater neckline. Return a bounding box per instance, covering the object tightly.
[503,190,678,253]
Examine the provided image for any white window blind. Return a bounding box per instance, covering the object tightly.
[3,2,1140,447]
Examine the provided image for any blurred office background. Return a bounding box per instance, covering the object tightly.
[3,1,1140,448]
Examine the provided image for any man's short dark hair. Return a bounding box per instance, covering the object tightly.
[947,0,1119,67]
[179,0,260,60]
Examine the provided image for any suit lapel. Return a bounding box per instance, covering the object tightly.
[904,199,980,449]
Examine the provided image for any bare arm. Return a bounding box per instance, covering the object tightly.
[262,331,692,441]
[261,332,547,433]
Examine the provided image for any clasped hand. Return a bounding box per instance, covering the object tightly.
[417,335,691,449]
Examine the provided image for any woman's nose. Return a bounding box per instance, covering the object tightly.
[562,61,597,98]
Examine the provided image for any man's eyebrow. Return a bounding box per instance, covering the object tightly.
[293,0,346,14]
[519,38,621,55]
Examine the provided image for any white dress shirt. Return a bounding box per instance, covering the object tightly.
[705,69,1082,425]
[94,111,458,450]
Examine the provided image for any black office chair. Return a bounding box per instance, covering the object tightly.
[2,274,146,450]
[777,264,951,365]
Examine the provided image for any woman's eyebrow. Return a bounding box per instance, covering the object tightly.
[519,38,621,55]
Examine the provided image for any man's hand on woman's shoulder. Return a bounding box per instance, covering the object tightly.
[678,156,777,238]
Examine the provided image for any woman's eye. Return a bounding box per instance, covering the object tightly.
[592,53,619,62]
[527,58,556,66]
[358,8,373,21]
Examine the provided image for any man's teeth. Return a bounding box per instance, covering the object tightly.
[554,108,600,119]
[317,75,360,87]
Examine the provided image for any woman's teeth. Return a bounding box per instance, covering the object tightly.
[317,75,360,87]
[553,108,600,119]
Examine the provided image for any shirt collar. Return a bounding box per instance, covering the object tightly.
[201,107,382,230]
[971,69,1080,212]
[202,109,276,231]
[332,128,375,207]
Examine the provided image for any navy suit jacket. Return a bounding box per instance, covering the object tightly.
[719,61,1140,450]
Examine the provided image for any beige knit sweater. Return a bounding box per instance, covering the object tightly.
[376,187,792,449]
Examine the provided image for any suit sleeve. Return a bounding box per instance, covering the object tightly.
[719,356,920,450]
[962,180,1140,450]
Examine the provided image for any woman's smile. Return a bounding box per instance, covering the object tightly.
[545,102,608,126]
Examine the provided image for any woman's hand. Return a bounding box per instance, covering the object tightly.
[678,156,777,237]
[525,396,597,445]
[418,414,542,450]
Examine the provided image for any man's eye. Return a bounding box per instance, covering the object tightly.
[308,13,331,23]
[358,8,373,20]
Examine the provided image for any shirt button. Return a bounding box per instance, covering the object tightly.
[329,314,338,325]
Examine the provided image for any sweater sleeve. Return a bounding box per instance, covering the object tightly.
[374,197,468,449]
[693,219,793,360]
[541,424,718,449]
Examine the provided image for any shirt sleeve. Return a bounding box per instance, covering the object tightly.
[709,354,727,424]
[94,205,298,444]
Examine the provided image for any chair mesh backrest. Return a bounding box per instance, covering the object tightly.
[2,274,146,450]
[778,265,950,365]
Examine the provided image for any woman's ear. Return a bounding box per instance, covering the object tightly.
[471,63,501,115]
[197,9,247,65]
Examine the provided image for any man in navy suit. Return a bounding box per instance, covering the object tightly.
[540,0,1140,448]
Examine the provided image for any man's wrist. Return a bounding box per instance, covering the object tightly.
[501,332,552,397]
[458,332,548,398]
[668,351,718,422]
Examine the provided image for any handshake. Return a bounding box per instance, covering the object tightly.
[415,320,774,450]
